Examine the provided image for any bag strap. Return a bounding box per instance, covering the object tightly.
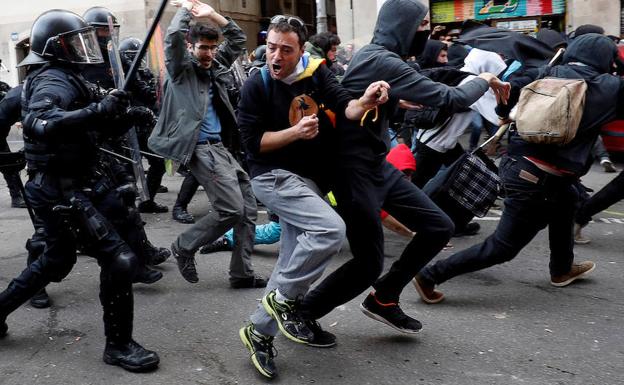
[417,114,453,146]
[260,65,271,99]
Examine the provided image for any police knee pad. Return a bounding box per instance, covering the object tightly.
[44,258,76,283]
[109,251,138,282]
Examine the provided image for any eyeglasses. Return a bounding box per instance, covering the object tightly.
[270,15,305,29]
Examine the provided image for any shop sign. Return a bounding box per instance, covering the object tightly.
[431,0,565,23]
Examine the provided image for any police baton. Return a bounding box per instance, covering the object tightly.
[122,0,168,90]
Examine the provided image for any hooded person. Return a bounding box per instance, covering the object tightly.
[416,39,448,69]
[415,33,622,304]
[413,48,507,236]
[298,0,510,336]
[536,29,567,51]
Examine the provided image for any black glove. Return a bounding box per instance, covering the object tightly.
[127,106,156,128]
[96,89,130,116]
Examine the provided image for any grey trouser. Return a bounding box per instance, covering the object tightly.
[175,143,257,279]
[249,169,345,336]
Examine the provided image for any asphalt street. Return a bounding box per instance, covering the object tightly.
[1,144,624,384]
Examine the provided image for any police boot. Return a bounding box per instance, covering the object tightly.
[0,318,7,338]
[30,289,51,308]
[144,239,170,266]
[101,289,159,372]
[0,267,51,337]
[26,238,52,309]
[6,172,27,208]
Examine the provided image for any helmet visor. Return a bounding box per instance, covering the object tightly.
[55,27,104,64]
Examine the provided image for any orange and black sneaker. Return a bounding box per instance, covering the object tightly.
[360,292,422,334]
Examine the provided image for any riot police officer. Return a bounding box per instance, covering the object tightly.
[0,9,159,372]
[82,6,170,278]
[118,36,168,214]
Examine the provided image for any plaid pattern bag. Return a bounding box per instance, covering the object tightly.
[445,151,500,217]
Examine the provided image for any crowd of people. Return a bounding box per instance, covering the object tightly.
[2,0,624,379]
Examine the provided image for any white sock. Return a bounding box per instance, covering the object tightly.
[275,289,290,303]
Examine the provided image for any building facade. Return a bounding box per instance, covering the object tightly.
[334,0,622,49]
[0,0,323,87]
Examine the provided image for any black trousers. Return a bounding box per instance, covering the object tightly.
[576,169,624,226]
[301,162,454,320]
[0,173,138,343]
[174,172,200,209]
[412,141,465,188]
[1,139,23,200]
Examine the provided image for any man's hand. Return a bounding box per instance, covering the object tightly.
[171,0,193,10]
[359,80,391,110]
[96,89,130,116]
[478,73,511,105]
[293,114,319,140]
[190,0,216,18]
[398,99,424,110]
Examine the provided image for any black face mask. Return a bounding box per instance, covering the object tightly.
[409,30,431,57]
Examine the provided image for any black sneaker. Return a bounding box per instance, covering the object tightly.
[103,339,160,372]
[138,200,168,214]
[147,246,171,266]
[230,275,268,289]
[262,290,313,344]
[133,267,163,284]
[156,185,168,194]
[239,324,277,379]
[171,242,198,283]
[30,288,51,309]
[199,237,232,254]
[0,319,7,338]
[304,320,336,348]
[172,206,195,224]
[360,292,422,334]
[454,222,480,237]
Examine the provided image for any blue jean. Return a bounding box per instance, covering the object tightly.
[419,155,578,285]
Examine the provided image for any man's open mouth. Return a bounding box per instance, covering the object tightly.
[271,63,282,74]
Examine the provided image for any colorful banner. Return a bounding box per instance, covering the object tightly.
[431,0,565,23]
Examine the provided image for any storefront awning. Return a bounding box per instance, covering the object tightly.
[432,0,566,24]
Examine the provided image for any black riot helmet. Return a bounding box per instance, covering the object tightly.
[19,9,104,67]
[83,6,119,28]
[119,37,143,63]
[83,7,120,52]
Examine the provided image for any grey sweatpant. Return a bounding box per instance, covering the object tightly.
[249,169,345,336]
[174,143,257,279]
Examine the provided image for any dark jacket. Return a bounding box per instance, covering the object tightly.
[0,85,22,140]
[148,8,246,164]
[238,60,352,189]
[337,0,489,168]
[508,33,624,176]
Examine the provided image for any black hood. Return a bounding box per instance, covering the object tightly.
[458,27,553,67]
[417,40,447,69]
[562,33,617,74]
[447,43,469,67]
[536,29,567,51]
[371,0,428,57]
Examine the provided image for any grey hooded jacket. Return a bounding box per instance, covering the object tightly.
[338,0,490,168]
[148,8,246,164]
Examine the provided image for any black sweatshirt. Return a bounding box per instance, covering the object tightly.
[238,63,352,188]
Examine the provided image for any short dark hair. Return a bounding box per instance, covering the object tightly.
[268,15,307,47]
[188,23,219,44]
[309,32,341,55]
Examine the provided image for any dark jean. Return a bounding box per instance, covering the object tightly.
[419,155,578,286]
[576,169,624,226]
[412,141,465,188]
[301,162,454,320]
